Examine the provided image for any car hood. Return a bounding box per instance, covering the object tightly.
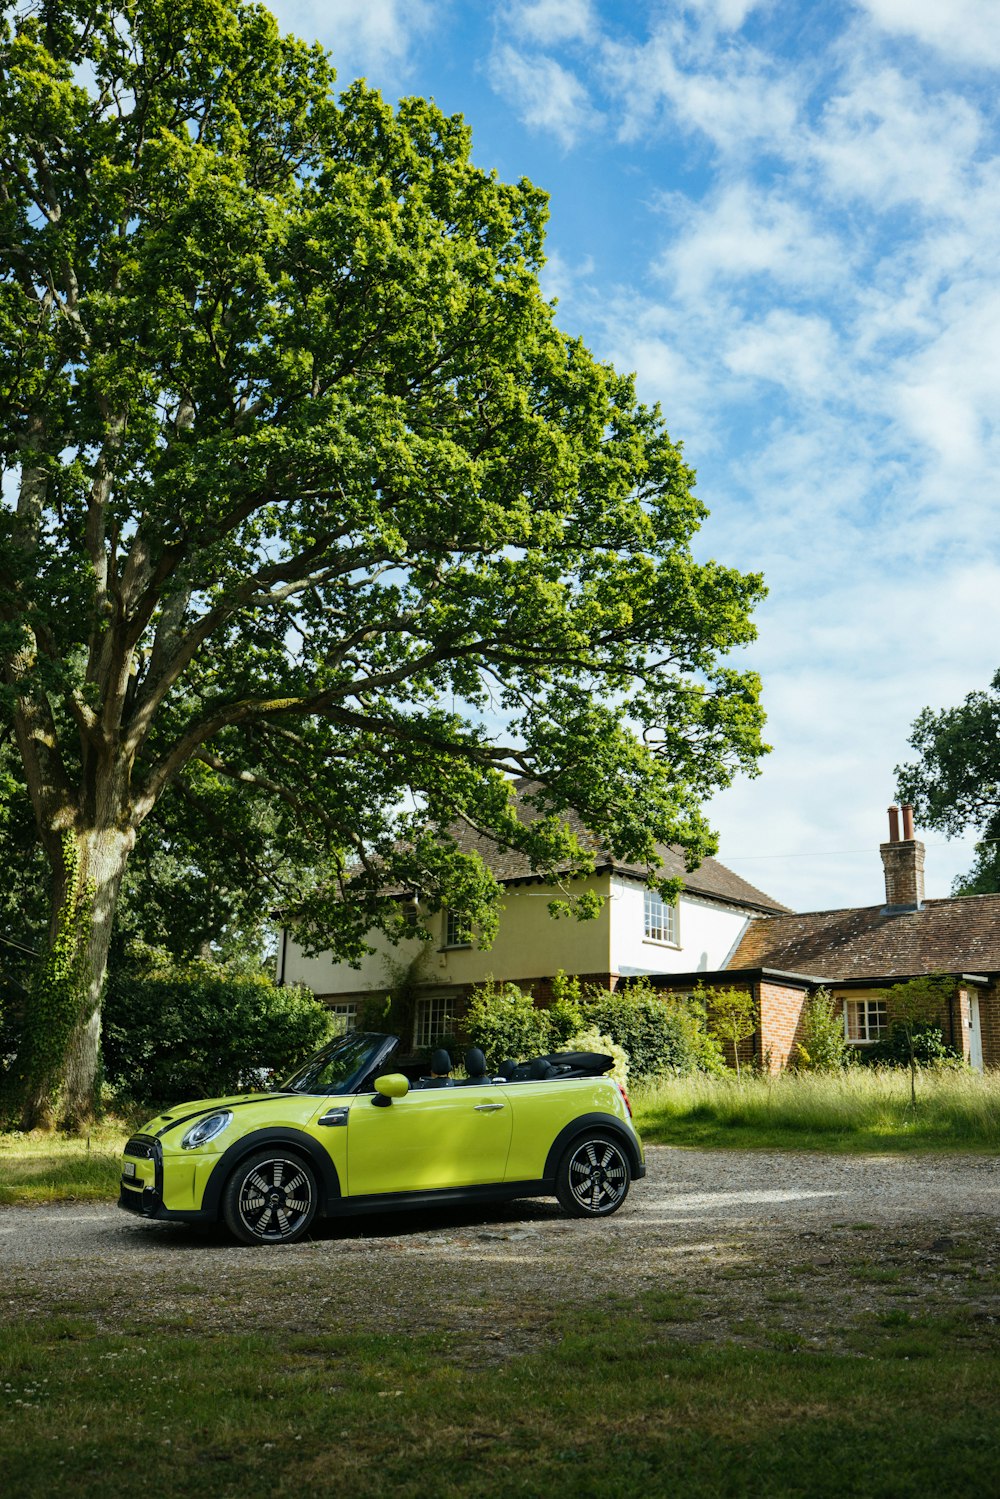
[140,1091,296,1136]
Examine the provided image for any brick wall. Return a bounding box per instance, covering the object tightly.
[757,980,809,1072]
[978,981,1000,1069]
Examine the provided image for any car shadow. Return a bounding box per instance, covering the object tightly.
[119,1194,564,1252]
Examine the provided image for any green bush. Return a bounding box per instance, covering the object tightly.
[794,988,853,1072]
[463,979,552,1068]
[581,979,712,1078]
[863,1022,962,1070]
[102,957,334,1104]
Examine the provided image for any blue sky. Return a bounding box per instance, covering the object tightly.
[272,0,1000,912]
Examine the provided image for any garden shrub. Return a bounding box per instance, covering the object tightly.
[463,978,551,1068]
[794,988,853,1072]
[102,955,334,1104]
[566,1024,629,1088]
[580,979,708,1078]
[863,1022,962,1070]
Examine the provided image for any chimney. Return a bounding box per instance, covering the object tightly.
[880,804,924,912]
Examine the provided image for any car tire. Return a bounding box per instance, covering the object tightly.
[555,1131,631,1218]
[222,1148,319,1246]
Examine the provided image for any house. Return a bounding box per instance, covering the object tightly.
[646,804,1000,1071]
[278,779,788,1051]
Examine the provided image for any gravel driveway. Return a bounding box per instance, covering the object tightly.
[3,1148,999,1350]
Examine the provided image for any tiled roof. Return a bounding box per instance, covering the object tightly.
[447,781,788,915]
[727,894,1000,979]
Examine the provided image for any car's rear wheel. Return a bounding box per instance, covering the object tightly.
[222,1149,319,1245]
[555,1132,631,1217]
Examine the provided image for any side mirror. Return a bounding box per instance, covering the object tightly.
[372,1073,410,1107]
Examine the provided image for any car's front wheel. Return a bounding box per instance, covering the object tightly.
[222,1149,319,1245]
[555,1132,631,1217]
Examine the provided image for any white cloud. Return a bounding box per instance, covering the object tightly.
[890,283,1000,471]
[503,0,598,46]
[857,0,1000,69]
[601,25,799,153]
[723,310,840,399]
[809,66,983,213]
[656,184,846,299]
[685,0,772,31]
[489,44,601,147]
[269,0,437,79]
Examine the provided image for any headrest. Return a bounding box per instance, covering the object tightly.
[528,1057,555,1080]
[430,1047,452,1075]
[464,1046,488,1078]
[497,1059,518,1079]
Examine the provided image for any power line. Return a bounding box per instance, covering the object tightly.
[724,837,997,861]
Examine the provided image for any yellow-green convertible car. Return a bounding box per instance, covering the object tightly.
[119,1031,645,1245]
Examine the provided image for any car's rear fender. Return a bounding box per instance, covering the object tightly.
[200,1127,342,1219]
[542,1113,645,1183]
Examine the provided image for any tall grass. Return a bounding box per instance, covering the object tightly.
[633,1068,1000,1152]
[0,1124,128,1204]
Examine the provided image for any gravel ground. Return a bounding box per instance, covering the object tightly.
[3,1148,999,1352]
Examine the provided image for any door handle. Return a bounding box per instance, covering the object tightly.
[474,1102,504,1113]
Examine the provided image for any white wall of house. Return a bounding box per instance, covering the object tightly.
[608,876,752,977]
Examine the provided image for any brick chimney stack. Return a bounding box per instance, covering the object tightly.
[880,804,925,911]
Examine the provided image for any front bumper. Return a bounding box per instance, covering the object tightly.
[118,1132,219,1223]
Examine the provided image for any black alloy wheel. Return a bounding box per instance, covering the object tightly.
[555,1133,631,1217]
[222,1149,319,1245]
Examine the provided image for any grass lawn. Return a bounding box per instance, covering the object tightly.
[633,1068,1000,1153]
[0,1125,127,1205]
[1,1298,998,1498]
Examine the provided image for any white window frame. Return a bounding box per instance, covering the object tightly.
[843,997,888,1044]
[443,908,472,949]
[327,1002,358,1037]
[414,995,455,1051]
[643,888,679,946]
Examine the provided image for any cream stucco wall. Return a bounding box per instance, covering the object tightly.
[280,873,614,997]
[279,926,426,998]
[608,876,752,976]
[426,874,613,988]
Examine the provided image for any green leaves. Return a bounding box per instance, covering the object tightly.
[1,0,767,976]
[896,669,1000,894]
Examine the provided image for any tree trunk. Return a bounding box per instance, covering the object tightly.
[20,825,133,1133]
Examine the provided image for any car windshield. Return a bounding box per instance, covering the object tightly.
[281,1032,396,1095]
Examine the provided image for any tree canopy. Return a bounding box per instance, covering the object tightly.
[896,670,1000,896]
[0,0,767,1126]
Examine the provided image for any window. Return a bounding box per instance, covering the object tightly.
[444,908,472,949]
[414,996,454,1050]
[844,998,888,1043]
[327,1002,358,1037]
[643,888,679,945]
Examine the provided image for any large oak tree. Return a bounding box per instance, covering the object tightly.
[0,0,766,1128]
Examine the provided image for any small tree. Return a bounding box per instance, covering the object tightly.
[872,975,956,1106]
[697,985,757,1080]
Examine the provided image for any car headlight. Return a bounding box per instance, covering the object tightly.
[180,1111,233,1150]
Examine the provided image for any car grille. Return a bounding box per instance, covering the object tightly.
[123,1135,157,1159]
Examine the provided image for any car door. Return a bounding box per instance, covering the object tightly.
[345,1083,513,1197]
